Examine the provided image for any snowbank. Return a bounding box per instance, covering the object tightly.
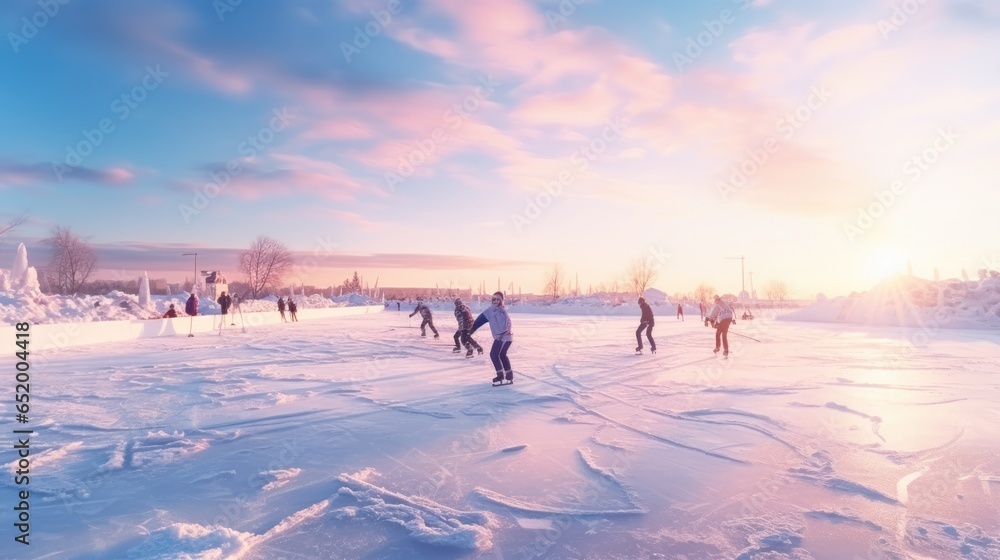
[783,275,1000,329]
[0,286,382,327]
[0,305,384,352]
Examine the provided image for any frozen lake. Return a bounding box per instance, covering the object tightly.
[6,310,999,559]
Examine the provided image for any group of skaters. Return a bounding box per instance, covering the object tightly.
[161,291,301,327]
[405,290,738,386]
[407,292,514,386]
[638,295,737,356]
[277,296,298,322]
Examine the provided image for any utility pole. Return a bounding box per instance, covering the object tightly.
[725,255,746,296]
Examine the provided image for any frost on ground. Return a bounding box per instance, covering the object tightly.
[2,311,998,559]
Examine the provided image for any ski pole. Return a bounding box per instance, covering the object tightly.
[730,331,760,342]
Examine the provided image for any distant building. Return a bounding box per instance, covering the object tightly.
[203,271,228,300]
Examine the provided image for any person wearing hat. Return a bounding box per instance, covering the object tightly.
[163,304,178,318]
[706,295,735,356]
[452,297,484,358]
[636,296,656,354]
[470,291,514,385]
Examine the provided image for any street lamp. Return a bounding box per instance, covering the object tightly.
[181,252,197,337]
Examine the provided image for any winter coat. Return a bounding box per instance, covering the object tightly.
[455,304,474,330]
[639,301,654,325]
[217,294,232,313]
[277,298,286,311]
[708,300,735,322]
[410,304,432,320]
[471,303,513,342]
[185,295,198,316]
[288,301,297,312]
[163,308,178,318]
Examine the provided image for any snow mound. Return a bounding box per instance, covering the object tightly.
[783,274,1000,329]
[127,523,256,559]
[331,292,380,305]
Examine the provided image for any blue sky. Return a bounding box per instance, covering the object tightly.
[1,0,999,296]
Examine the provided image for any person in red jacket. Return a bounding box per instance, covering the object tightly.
[185,294,198,316]
[163,304,178,318]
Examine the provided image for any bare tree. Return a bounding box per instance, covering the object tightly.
[43,226,97,295]
[0,213,27,238]
[693,283,715,304]
[626,256,658,296]
[544,264,565,300]
[764,279,789,303]
[239,236,294,299]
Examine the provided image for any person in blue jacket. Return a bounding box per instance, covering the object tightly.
[470,291,514,385]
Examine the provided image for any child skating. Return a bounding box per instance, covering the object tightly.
[470,291,514,385]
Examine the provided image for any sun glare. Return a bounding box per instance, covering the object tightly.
[866,247,907,284]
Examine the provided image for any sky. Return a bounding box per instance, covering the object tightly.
[1,0,998,298]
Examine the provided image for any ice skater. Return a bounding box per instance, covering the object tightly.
[217,291,231,329]
[635,296,656,354]
[699,301,706,321]
[288,298,298,322]
[277,296,288,322]
[163,304,178,318]
[706,295,735,356]
[409,300,439,338]
[470,292,514,385]
[452,298,484,358]
[676,303,684,321]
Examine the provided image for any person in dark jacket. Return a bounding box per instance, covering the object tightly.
[277,296,288,322]
[185,294,199,316]
[470,292,513,384]
[288,299,298,322]
[636,297,656,354]
[163,304,178,318]
[676,302,684,321]
[452,298,483,357]
[409,300,439,338]
[217,291,232,328]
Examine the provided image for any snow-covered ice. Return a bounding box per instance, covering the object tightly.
[2,309,998,559]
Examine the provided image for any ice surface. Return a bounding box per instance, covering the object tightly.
[3,310,997,559]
